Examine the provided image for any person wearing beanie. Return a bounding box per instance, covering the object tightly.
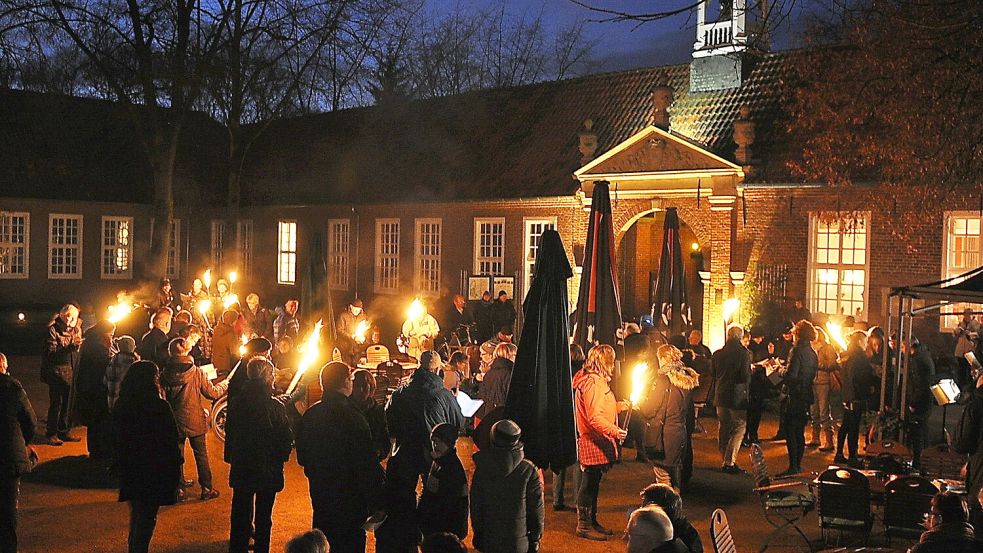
[639,484,703,553]
[470,419,544,553]
[625,506,686,553]
[417,423,469,540]
[105,337,139,411]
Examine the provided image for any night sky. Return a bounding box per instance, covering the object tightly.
[424,0,825,72]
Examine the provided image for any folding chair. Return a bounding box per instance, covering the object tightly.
[749,443,815,553]
[710,508,738,553]
[816,467,874,546]
[884,475,936,543]
[366,344,391,366]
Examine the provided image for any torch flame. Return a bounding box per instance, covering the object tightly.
[286,319,324,394]
[407,298,425,322]
[203,269,212,290]
[107,302,133,324]
[721,297,741,323]
[229,271,237,285]
[223,294,239,309]
[629,362,649,405]
[353,320,371,344]
[197,299,212,315]
[238,334,249,356]
[826,322,849,350]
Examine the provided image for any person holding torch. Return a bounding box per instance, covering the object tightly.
[572,344,629,541]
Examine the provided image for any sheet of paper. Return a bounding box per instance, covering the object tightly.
[456,390,484,418]
[200,363,217,380]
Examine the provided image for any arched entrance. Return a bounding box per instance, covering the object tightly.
[617,210,705,332]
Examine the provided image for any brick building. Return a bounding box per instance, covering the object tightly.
[0,1,974,350]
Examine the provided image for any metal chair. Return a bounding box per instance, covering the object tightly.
[884,475,936,543]
[749,443,815,553]
[816,467,875,546]
[710,508,738,553]
[919,445,967,480]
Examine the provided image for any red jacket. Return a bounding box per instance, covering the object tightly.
[573,370,621,466]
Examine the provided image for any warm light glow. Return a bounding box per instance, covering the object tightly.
[722,298,741,323]
[691,242,700,251]
[629,363,649,405]
[353,320,371,344]
[223,294,239,309]
[407,298,425,322]
[197,299,212,315]
[203,269,212,290]
[826,322,848,350]
[238,335,248,356]
[16,312,25,322]
[107,302,133,323]
[286,319,324,394]
[229,271,237,284]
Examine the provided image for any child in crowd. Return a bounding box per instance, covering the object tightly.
[105,336,138,411]
[418,423,469,540]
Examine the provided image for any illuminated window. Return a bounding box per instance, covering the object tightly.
[808,214,869,319]
[101,216,133,279]
[48,214,82,279]
[211,219,226,272]
[0,211,29,279]
[941,213,983,329]
[523,218,557,299]
[277,220,297,285]
[474,218,505,275]
[375,219,400,293]
[236,220,253,276]
[165,219,181,279]
[415,219,441,295]
[328,219,350,290]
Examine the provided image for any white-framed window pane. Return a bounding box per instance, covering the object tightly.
[474,218,505,275]
[415,219,441,295]
[0,211,29,279]
[523,218,556,299]
[277,221,297,285]
[101,216,132,278]
[809,214,868,319]
[328,219,350,290]
[48,214,82,279]
[236,220,253,276]
[942,214,983,329]
[375,219,400,293]
[211,219,226,272]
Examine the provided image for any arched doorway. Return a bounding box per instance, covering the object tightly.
[617,211,705,332]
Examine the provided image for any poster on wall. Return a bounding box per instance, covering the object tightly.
[493,276,515,300]
[468,276,492,301]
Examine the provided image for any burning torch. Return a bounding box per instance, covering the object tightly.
[223,294,239,310]
[825,321,849,351]
[621,362,650,436]
[203,269,212,293]
[107,301,134,324]
[229,271,237,293]
[353,320,371,345]
[197,299,213,331]
[286,319,325,395]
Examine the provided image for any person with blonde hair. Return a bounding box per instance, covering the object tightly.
[476,342,517,419]
[639,345,700,490]
[573,344,629,541]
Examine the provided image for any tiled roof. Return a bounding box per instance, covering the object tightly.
[241,50,802,205]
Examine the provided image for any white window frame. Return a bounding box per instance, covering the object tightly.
[806,212,870,319]
[941,212,983,330]
[415,218,442,295]
[375,218,400,294]
[236,219,253,276]
[277,220,298,285]
[210,219,226,272]
[165,219,182,279]
[522,217,557,300]
[0,211,29,279]
[328,219,350,290]
[48,213,82,280]
[474,217,505,275]
[100,216,133,279]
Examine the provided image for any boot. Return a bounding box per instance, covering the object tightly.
[819,428,835,452]
[590,501,615,536]
[806,426,820,447]
[576,508,607,541]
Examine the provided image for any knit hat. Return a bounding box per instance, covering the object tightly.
[116,335,136,353]
[625,506,674,553]
[490,419,521,449]
[430,423,459,449]
[245,337,273,356]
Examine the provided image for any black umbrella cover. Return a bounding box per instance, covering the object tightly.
[573,181,623,351]
[652,207,692,336]
[505,230,578,471]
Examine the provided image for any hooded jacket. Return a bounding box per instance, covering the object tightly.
[910,522,983,553]
[573,369,621,466]
[640,361,700,467]
[470,444,544,553]
[418,447,469,539]
[386,368,464,475]
[161,355,228,437]
[212,311,241,377]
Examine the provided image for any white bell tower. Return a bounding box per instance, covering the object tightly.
[693,0,748,58]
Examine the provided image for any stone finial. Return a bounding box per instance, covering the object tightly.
[578,119,599,165]
[733,105,754,167]
[650,86,674,129]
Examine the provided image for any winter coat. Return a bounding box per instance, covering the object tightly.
[273,307,300,345]
[839,345,876,406]
[490,300,517,334]
[74,331,115,426]
[470,444,544,553]
[161,355,228,437]
[910,522,983,553]
[211,311,240,378]
[137,328,170,368]
[353,396,390,460]
[386,369,465,475]
[782,343,818,418]
[336,309,368,340]
[814,343,838,386]
[474,301,495,343]
[114,395,183,505]
[640,361,700,467]
[0,373,37,478]
[711,339,751,409]
[105,351,138,410]
[954,385,983,506]
[41,317,81,386]
[908,347,936,418]
[573,370,621,466]
[242,305,272,339]
[418,448,470,540]
[224,379,293,492]
[296,390,384,530]
[477,358,513,419]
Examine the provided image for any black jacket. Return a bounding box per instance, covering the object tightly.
[711,339,751,409]
[353,395,390,460]
[41,318,81,386]
[161,355,227,437]
[0,373,36,478]
[908,347,936,418]
[386,369,464,475]
[910,522,983,553]
[783,343,818,418]
[74,331,114,425]
[137,328,170,368]
[490,301,517,334]
[955,386,983,505]
[418,448,470,539]
[477,358,513,419]
[225,379,293,492]
[470,445,544,553]
[839,345,876,405]
[114,394,183,505]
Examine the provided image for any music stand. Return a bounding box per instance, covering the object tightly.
[931,378,960,445]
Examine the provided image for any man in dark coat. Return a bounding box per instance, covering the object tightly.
[0,353,38,553]
[74,320,116,460]
[907,339,936,468]
[711,325,751,474]
[351,370,390,460]
[137,308,172,368]
[225,359,293,553]
[441,295,475,342]
[40,303,83,445]
[490,292,517,333]
[474,292,495,344]
[242,293,273,340]
[297,362,384,553]
[470,419,544,553]
[954,368,983,530]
